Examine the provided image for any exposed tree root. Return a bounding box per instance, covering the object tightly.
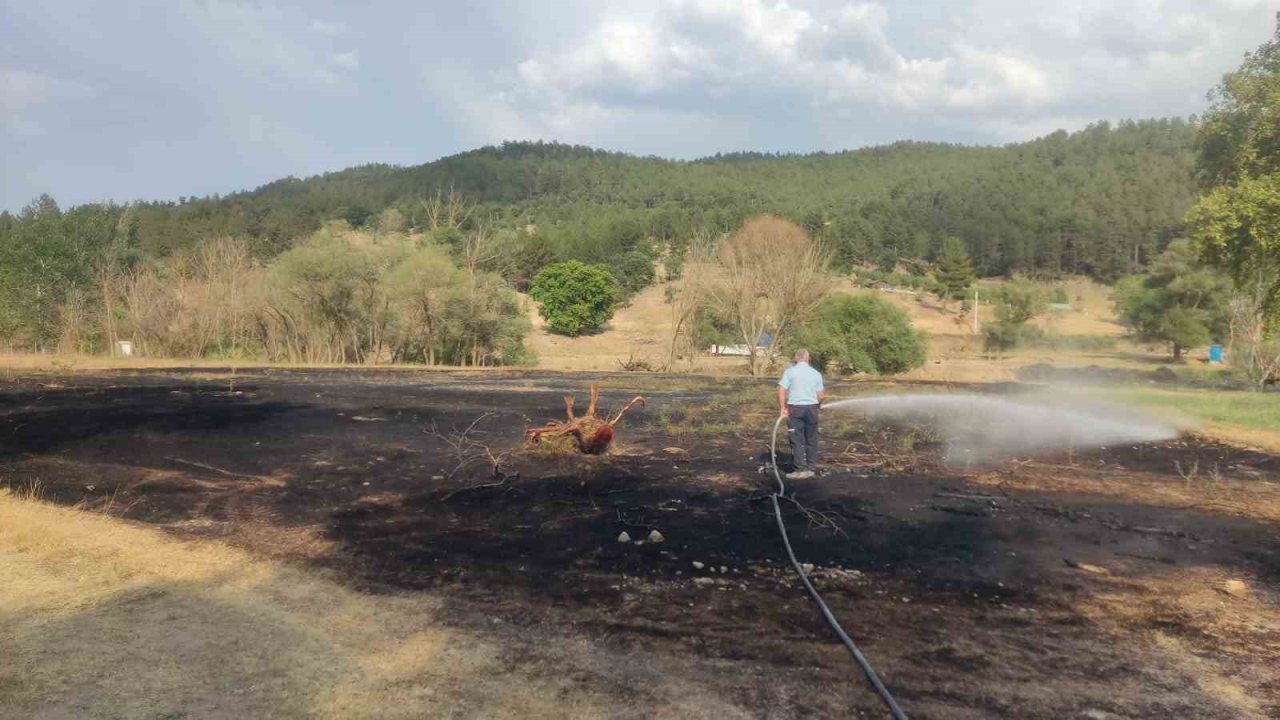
[522,384,646,456]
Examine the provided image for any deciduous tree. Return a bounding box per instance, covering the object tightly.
[702,215,834,375]
[1187,20,1280,329]
[529,260,619,336]
[1114,240,1232,360]
[788,294,926,375]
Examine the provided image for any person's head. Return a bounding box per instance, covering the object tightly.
[794,348,810,364]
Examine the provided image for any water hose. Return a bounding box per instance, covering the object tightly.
[770,415,909,719]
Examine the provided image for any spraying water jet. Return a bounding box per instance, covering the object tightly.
[825,392,1178,464]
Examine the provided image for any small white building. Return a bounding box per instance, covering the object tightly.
[710,333,774,357]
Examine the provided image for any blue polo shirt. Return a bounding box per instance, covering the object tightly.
[779,361,823,406]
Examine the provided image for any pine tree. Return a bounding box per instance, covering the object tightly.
[934,236,975,304]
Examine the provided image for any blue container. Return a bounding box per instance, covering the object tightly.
[1209,344,1223,364]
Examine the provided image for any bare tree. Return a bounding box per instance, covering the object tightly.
[461,222,503,278]
[702,215,834,375]
[116,238,266,359]
[664,230,718,371]
[1228,271,1280,385]
[421,188,473,231]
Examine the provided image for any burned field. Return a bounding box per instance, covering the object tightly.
[2,369,1278,719]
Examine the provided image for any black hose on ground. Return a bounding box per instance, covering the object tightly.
[770,415,909,720]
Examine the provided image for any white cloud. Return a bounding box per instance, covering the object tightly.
[1,0,1275,210]
[505,0,1055,125]
[332,51,359,70]
[498,0,1274,146]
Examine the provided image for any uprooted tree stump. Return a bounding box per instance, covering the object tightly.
[522,384,646,456]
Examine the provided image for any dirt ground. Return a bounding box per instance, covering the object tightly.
[2,369,1277,719]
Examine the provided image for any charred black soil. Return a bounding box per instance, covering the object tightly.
[2,369,1277,719]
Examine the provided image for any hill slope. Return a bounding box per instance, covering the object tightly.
[8,119,1197,282]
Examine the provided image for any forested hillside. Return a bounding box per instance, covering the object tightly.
[0,118,1196,351]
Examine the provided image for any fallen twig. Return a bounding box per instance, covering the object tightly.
[167,457,273,482]
[777,494,848,537]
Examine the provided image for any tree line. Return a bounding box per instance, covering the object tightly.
[31,220,532,366]
[0,118,1200,354]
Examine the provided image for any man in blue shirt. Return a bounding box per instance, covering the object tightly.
[777,348,825,479]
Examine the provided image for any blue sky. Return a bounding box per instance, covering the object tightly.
[1,0,1274,211]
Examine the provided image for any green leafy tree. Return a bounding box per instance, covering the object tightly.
[934,236,975,302]
[262,227,530,366]
[383,244,458,364]
[982,320,1034,355]
[1187,173,1280,324]
[342,204,374,228]
[529,260,619,336]
[489,232,554,292]
[1194,24,1280,187]
[875,249,898,273]
[983,277,1048,354]
[787,294,926,375]
[438,271,533,366]
[1114,239,1231,359]
[607,247,657,296]
[264,221,409,361]
[1187,22,1280,328]
[0,196,116,349]
[993,277,1047,324]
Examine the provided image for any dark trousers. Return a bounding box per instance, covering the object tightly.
[787,404,819,470]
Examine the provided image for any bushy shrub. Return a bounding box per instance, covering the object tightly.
[992,277,1047,324]
[983,320,1043,353]
[529,260,619,336]
[983,277,1050,355]
[788,294,926,375]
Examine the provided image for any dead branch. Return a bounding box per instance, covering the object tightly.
[166,457,275,482]
[773,494,849,537]
[425,411,510,479]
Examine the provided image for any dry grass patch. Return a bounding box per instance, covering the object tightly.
[1074,566,1278,720]
[969,452,1280,524]
[0,491,625,720]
